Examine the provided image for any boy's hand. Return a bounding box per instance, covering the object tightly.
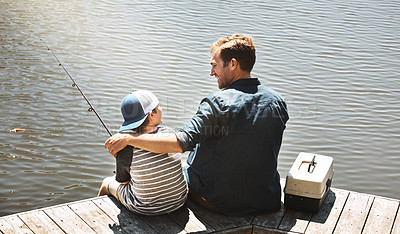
[105,133,133,157]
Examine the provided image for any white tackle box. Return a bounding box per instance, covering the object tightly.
[284,152,334,212]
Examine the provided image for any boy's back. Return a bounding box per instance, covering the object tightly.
[116,127,187,215]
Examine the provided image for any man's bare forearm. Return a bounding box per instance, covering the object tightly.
[105,132,182,157]
[131,132,183,153]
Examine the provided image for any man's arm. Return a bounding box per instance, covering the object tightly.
[105,94,219,157]
[105,132,183,157]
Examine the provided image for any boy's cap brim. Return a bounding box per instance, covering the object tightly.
[118,113,149,132]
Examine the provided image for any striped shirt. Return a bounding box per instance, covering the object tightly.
[117,127,188,215]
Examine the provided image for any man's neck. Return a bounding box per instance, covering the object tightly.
[235,70,251,80]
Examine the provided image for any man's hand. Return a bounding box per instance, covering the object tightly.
[105,133,134,157]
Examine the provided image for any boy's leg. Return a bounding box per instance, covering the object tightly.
[98,176,122,200]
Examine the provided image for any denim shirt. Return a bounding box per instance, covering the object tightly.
[176,78,289,216]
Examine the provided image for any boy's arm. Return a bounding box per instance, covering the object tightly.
[105,132,183,157]
[115,146,133,183]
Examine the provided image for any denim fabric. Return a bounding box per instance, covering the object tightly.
[176,78,289,216]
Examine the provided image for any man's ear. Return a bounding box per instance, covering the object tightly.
[230,58,238,70]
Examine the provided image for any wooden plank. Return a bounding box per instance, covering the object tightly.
[93,196,157,233]
[91,196,123,222]
[362,197,399,234]
[43,205,96,234]
[253,225,297,234]
[0,215,33,234]
[278,208,313,233]
[185,200,251,232]
[218,225,253,234]
[18,210,64,234]
[227,214,253,228]
[305,188,349,233]
[169,204,208,233]
[68,199,118,233]
[139,213,186,234]
[252,204,286,230]
[392,206,400,234]
[2,187,399,234]
[333,191,374,234]
[91,196,128,233]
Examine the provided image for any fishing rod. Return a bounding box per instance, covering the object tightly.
[41,39,113,137]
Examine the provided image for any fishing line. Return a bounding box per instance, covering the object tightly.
[41,39,113,136]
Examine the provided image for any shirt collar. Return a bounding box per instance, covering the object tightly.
[226,78,261,89]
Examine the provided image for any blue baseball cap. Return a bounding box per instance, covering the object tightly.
[119,90,159,132]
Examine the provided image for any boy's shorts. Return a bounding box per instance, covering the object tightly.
[103,176,122,201]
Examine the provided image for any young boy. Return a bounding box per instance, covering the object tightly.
[98,90,188,215]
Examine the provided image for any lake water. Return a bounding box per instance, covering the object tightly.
[1,0,399,217]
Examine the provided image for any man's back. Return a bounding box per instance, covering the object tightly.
[178,78,289,216]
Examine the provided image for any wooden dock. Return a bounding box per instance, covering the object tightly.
[1,185,399,233]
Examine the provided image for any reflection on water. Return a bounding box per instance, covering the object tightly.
[1,0,399,216]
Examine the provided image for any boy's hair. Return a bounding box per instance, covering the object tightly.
[133,107,158,133]
[210,34,256,72]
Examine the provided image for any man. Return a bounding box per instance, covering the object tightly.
[105,34,289,216]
